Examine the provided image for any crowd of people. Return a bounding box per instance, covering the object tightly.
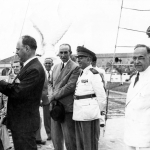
[0,35,149,150]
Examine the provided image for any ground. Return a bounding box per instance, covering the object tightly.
[37,90,127,150]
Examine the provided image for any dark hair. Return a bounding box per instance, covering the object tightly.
[13,60,23,68]
[1,68,10,76]
[22,35,37,50]
[134,44,150,54]
[92,55,97,62]
[60,43,72,54]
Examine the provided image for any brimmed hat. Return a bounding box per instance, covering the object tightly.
[77,46,96,58]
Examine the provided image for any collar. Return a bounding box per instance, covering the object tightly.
[138,66,150,77]
[61,59,70,67]
[83,65,92,74]
[23,56,37,67]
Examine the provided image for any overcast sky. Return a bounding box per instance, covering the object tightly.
[0,0,150,60]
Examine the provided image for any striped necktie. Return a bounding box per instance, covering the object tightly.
[48,71,50,82]
[133,72,139,87]
[61,63,64,70]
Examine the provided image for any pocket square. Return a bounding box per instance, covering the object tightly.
[15,78,20,84]
[81,79,88,83]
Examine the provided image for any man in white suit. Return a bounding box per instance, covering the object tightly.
[124,44,150,150]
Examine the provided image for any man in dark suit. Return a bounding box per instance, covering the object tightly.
[0,35,45,150]
[49,44,80,150]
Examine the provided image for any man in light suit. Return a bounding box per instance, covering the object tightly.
[49,44,80,150]
[0,35,45,150]
[124,44,150,150]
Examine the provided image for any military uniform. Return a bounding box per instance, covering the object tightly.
[73,46,106,150]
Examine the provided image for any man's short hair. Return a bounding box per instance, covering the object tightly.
[92,55,97,62]
[134,44,150,54]
[13,60,23,68]
[22,35,37,50]
[45,58,53,62]
[60,44,72,54]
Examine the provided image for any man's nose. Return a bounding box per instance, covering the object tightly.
[135,58,140,63]
[61,53,65,57]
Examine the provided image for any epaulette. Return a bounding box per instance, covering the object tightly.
[89,68,99,74]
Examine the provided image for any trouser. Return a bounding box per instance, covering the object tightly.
[75,119,100,150]
[51,113,76,150]
[43,104,51,139]
[0,125,11,150]
[126,146,150,150]
[0,139,4,150]
[11,130,37,150]
[35,117,42,141]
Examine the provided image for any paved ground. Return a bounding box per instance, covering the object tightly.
[38,115,126,150]
[99,117,126,150]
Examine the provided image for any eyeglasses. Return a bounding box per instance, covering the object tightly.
[59,51,69,54]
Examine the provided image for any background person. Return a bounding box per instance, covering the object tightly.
[8,61,23,83]
[35,58,53,145]
[124,44,150,150]
[91,55,106,87]
[0,60,23,150]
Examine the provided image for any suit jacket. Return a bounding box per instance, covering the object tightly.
[0,58,45,132]
[41,73,49,105]
[124,66,150,147]
[51,59,80,112]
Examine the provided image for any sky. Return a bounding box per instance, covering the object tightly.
[0,0,150,61]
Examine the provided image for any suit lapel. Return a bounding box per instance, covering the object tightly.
[54,60,72,85]
[53,64,62,83]
[126,74,149,107]
[13,58,38,83]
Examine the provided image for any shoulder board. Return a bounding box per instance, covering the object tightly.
[89,68,99,74]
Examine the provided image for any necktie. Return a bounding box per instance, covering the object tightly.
[61,63,64,70]
[133,72,139,87]
[80,70,83,76]
[48,71,50,82]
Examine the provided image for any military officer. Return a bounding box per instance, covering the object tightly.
[73,46,106,150]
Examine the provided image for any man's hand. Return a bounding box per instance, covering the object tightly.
[47,94,54,102]
[101,111,106,116]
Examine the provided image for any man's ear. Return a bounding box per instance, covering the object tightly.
[25,45,30,52]
[52,63,54,66]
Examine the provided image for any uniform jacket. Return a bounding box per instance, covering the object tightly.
[73,65,106,121]
[124,66,150,147]
[0,58,45,132]
[51,59,80,112]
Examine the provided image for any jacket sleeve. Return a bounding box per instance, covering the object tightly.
[41,75,48,102]
[0,69,40,100]
[91,73,107,112]
[53,66,80,100]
